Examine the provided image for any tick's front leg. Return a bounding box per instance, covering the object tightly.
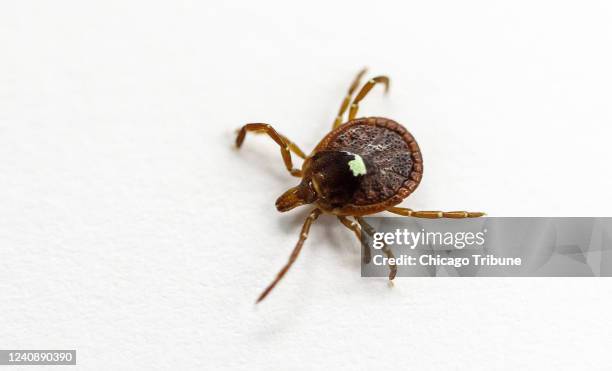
[235,123,305,177]
[256,208,322,303]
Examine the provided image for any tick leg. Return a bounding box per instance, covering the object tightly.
[256,208,322,303]
[338,216,371,264]
[236,123,305,177]
[387,206,485,219]
[348,75,390,121]
[356,217,397,280]
[333,68,368,129]
[250,131,306,159]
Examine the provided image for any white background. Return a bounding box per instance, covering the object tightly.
[1,1,612,370]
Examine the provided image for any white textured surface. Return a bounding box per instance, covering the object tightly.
[1,1,612,370]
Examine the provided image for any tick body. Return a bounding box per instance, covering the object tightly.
[236,69,484,303]
[305,116,422,216]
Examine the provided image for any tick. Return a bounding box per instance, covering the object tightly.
[236,68,484,303]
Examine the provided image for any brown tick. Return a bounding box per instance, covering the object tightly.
[236,68,484,302]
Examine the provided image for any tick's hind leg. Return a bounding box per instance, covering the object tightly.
[348,75,390,121]
[356,217,397,280]
[338,216,370,264]
[256,208,322,303]
[333,68,368,129]
[236,123,305,177]
[387,206,485,219]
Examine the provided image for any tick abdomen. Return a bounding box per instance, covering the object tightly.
[313,117,423,215]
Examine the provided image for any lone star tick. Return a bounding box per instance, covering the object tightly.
[235,68,484,303]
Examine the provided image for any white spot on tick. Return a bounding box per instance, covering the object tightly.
[348,154,367,176]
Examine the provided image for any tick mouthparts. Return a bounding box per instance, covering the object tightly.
[275,183,317,212]
[275,187,304,212]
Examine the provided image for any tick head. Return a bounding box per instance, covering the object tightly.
[275,181,317,212]
[275,150,368,212]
